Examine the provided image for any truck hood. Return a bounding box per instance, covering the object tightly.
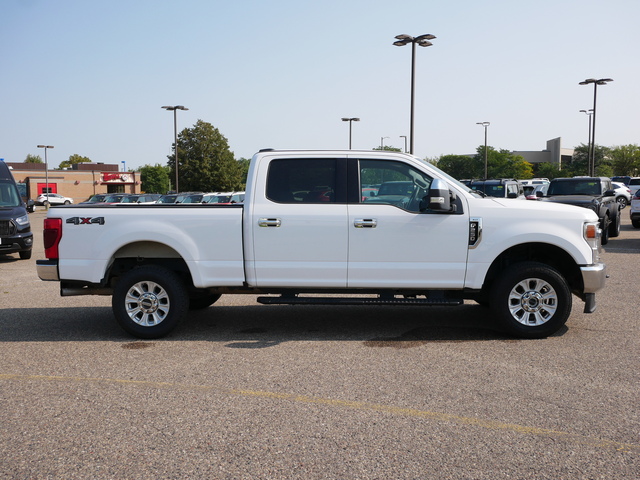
[486,196,599,222]
[539,195,598,207]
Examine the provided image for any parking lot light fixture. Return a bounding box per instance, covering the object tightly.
[579,78,613,176]
[476,122,490,179]
[37,145,54,209]
[341,117,360,149]
[579,109,594,174]
[393,33,436,155]
[162,105,189,193]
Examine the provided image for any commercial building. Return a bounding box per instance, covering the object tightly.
[4,162,141,203]
[512,137,574,169]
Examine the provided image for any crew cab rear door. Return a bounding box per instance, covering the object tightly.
[246,156,349,288]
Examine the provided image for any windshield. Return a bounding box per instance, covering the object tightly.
[0,180,22,207]
[547,180,599,196]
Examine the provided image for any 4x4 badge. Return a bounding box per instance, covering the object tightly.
[66,217,105,225]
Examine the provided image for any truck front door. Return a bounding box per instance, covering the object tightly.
[347,159,469,289]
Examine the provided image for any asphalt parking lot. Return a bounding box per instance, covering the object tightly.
[1,208,639,479]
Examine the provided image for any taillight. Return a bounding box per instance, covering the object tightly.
[43,218,62,259]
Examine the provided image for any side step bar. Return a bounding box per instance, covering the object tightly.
[257,295,464,306]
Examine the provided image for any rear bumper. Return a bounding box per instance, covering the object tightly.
[581,262,607,294]
[37,259,60,281]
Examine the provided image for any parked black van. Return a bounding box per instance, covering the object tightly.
[0,161,33,259]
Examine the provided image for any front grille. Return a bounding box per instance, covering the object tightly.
[0,220,16,236]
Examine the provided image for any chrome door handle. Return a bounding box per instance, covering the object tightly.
[354,218,377,228]
[258,218,281,227]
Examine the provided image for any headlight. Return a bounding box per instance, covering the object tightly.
[15,214,30,226]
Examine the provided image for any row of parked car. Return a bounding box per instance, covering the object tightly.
[80,191,245,205]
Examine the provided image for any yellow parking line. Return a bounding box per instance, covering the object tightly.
[2,374,637,452]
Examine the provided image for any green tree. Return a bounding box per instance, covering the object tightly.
[24,154,43,163]
[140,164,171,193]
[610,144,640,176]
[436,154,481,180]
[476,146,533,179]
[168,120,243,192]
[372,145,402,152]
[568,144,610,176]
[59,153,92,170]
[236,157,251,186]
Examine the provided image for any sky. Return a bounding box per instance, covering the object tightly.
[1,0,638,171]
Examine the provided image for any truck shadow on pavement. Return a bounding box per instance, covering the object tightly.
[0,303,568,344]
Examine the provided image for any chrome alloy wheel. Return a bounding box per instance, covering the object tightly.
[125,280,170,326]
[507,277,558,326]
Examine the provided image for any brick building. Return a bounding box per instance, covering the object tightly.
[6,162,141,204]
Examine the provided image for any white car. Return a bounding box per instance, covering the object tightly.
[630,190,640,228]
[612,182,632,209]
[36,193,73,206]
[628,177,640,196]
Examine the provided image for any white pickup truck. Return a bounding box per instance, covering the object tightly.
[37,150,606,339]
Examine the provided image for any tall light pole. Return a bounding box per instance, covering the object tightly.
[579,109,594,175]
[579,78,613,177]
[161,105,189,193]
[393,33,436,155]
[36,145,54,209]
[380,136,390,150]
[476,122,490,179]
[341,117,360,149]
[400,136,408,153]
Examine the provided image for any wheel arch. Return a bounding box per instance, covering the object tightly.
[482,243,583,296]
[105,241,196,290]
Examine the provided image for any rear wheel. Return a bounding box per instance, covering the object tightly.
[112,265,188,338]
[616,196,627,209]
[490,262,572,339]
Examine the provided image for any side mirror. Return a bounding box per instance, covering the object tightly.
[421,179,456,213]
[604,189,616,197]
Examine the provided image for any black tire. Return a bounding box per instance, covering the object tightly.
[63,200,71,205]
[600,216,609,245]
[490,261,572,339]
[616,196,627,209]
[189,293,221,310]
[609,211,621,238]
[19,250,32,260]
[633,219,640,229]
[112,265,189,339]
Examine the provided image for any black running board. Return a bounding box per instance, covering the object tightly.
[256,295,464,306]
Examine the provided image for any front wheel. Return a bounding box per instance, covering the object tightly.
[490,262,572,339]
[112,265,189,338]
[600,216,610,245]
[609,211,621,238]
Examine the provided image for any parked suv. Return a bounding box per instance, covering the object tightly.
[541,177,620,244]
[630,190,640,228]
[470,179,524,198]
[0,161,33,259]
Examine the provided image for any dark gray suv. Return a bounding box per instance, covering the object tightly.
[0,161,33,259]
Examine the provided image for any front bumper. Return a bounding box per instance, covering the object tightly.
[581,262,607,294]
[0,232,33,255]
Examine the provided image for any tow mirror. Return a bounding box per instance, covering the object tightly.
[421,179,456,213]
